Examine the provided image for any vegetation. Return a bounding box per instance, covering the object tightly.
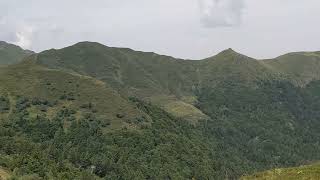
[196,79,320,178]
[0,41,33,65]
[0,97,216,179]
[0,41,320,179]
[262,51,320,86]
[0,60,144,129]
[241,163,320,180]
[0,96,10,113]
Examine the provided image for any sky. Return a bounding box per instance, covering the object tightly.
[0,0,319,59]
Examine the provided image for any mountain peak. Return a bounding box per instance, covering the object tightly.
[204,48,250,61]
[218,48,239,55]
[75,41,106,46]
[226,48,236,52]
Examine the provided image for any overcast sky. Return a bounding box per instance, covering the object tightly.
[0,0,319,59]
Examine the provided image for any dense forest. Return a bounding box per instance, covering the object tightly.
[0,96,217,179]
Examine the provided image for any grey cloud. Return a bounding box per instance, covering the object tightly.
[198,0,245,28]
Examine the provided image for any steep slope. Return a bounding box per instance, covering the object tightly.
[0,41,33,65]
[241,163,320,180]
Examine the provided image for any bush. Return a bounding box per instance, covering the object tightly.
[0,96,10,112]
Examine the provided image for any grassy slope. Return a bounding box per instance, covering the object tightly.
[0,56,146,130]
[241,163,320,180]
[197,48,277,89]
[0,41,33,65]
[33,43,282,123]
[262,51,320,86]
[34,43,279,95]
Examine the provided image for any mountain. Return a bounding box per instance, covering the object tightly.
[241,163,320,180]
[34,43,275,95]
[32,42,278,123]
[0,41,34,65]
[0,41,320,179]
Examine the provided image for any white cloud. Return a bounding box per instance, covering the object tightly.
[12,25,34,49]
[0,16,35,49]
[198,0,245,28]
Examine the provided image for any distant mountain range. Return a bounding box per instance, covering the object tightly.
[0,41,319,179]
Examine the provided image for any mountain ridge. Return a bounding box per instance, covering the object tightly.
[0,41,34,65]
[27,41,320,123]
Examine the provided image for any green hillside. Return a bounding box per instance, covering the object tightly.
[262,51,320,86]
[33,43,278,123]
[0,41,320,179]
[0,41,33,65]
[241,163,320,180]
[34,43,277,97]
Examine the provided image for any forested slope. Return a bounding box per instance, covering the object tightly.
[0,41,319,179]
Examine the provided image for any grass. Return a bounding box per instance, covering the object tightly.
[0,167,11,180]
[0,59,146,130]
[147,95,209,124]
[241,163,320,180]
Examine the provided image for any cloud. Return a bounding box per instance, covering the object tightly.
[198,0,245,28]
[0,14,66,50]
[12,25,34,49]
[0,18,34,49]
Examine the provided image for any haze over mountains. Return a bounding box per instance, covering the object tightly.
[0,41,320,179]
